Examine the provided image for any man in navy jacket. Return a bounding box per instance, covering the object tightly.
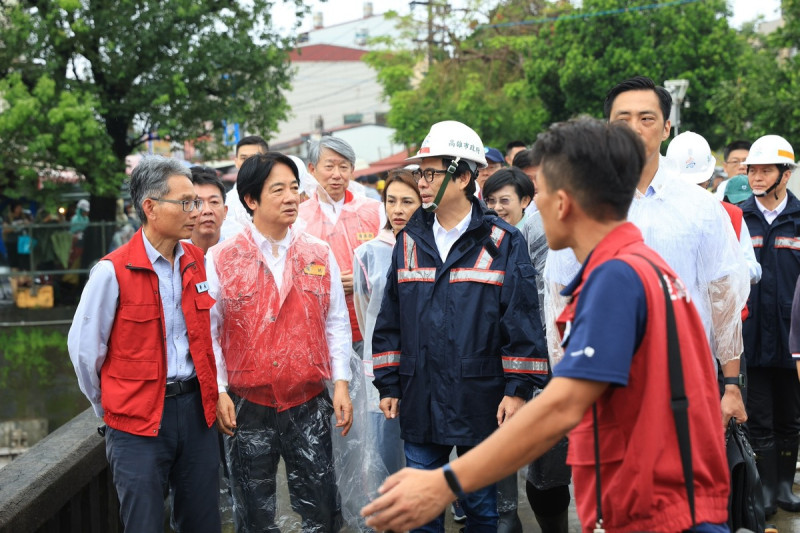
[739,134,800,517]
[372,120,548,532]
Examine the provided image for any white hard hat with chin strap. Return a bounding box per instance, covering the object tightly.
[745,134,796,200]
[406,121,487,212]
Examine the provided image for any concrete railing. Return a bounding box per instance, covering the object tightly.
[0,408,121,533]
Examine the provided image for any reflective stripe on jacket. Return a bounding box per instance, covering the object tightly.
[372,198,548,446]
[741,191,800,368]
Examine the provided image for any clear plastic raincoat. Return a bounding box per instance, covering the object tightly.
[298,185,383,343]
[544,156,750,367]
[207,223,380,531]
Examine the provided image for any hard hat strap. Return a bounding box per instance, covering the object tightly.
[752,171,783,200]
[423,157,461,212]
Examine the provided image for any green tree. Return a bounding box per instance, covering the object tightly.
[738,0,800,144]
[364,0,558,148]
[1,0,308,217]
[367,0,754,150]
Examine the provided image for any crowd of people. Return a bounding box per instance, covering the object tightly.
[67,75,800,533]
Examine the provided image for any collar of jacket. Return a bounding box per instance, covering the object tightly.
[401,197,498,266]
[741,189,800,222]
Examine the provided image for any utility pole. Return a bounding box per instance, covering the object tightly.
[410,1,448,68]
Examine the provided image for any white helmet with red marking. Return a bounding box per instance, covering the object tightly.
[407,121,488,169]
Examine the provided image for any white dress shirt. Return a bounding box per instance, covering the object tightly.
[755,194,788,225]
[207,223,352,393]
[221,184,248,239]
[545,156,750,366]
[432,209,472,262]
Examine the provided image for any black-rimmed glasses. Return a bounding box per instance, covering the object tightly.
[149,197,203,212]
[411,168,448,183]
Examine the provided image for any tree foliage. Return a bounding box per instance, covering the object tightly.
[367,0,778,151]
[0,0,308,212]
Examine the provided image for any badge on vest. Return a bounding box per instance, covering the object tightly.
[304,264,326,276]
[357,232,374,241]
[195,281,209,293]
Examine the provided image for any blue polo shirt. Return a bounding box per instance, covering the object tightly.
[552,257,647,385]
[552,253,729,533]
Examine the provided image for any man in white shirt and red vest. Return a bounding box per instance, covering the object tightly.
[299,136,383,354]
[210,152,353,532]
[68,156,220,532]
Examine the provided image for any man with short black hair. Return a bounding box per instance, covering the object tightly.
[546,76,750,426]
[210,152,353,531]
[372,120,548,532]
[505,140,527,166]
[189,166,235,254]
[222,135,269,236]
[716,140,752,200]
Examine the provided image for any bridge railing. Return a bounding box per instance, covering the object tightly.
[0,408,121,533]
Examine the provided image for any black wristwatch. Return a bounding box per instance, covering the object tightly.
[723,374,746,389]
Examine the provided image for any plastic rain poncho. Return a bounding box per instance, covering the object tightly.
[520,210,551,326]
[207,223,382,532]
[352,229,404,487]
[298,184,383,343]
[544,156,750,368]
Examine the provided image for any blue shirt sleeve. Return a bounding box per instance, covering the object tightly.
[552,259,647,387]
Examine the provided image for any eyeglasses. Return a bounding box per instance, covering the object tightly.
[726,158,747,166]
[149,197,204,212]
[411,168,448,183]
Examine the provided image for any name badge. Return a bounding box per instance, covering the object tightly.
[304,264,326,276]
[357,232,374,241]
[195,281,209,293]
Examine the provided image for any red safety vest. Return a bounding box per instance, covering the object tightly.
[102,230,218,436]
[720,201,749,321]
[557,223,730,532]
[214,228,333,411]
[299,189,381,342]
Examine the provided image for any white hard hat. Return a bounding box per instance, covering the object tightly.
[407,120,488,168]
[745,135,796,166]
[665,131,716,184]
[77,199,90,212]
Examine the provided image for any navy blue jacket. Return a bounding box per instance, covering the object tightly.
[372,198,548,446]
[742,191,800,368]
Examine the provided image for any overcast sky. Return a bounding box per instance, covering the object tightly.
[271,0,783,34]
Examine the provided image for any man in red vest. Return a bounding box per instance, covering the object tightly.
[362,117,730,533]
[68,156,220,532]
[299,136,383,354]
[210,152,353,531]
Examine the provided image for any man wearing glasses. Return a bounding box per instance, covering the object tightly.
[69,155,221,532]
[371,120,548,532]
[716,140,752,200]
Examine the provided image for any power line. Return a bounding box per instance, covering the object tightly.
[476,0,704,30]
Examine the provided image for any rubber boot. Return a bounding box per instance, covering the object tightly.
[776,436,800,512]
[497,509,523,533]
[533,510,569,533]
[753,436,779,518]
